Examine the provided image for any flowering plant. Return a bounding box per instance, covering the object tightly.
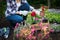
[26,12,41,24]
[14,20,54,40]
[13,7,54,40]
[31,11,36,17]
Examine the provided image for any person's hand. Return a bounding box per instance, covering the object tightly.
[32,9,40,15]
[20,11,28,16]
[16,11,28,16]
[21,11,28,16]
[16,11,21,14]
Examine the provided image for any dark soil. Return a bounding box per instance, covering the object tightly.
[0,17,11,27]
[50,32,60,40]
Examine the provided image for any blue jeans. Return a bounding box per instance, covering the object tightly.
[6,14,23,24]
[18,3,30,11]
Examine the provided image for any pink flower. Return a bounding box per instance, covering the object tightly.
[27,34,32,39]
[31,29,35,32]
[31,27,35,32]
[39,22,43,29]
[16,23,20,27]
[16,34,19,38]
[14,23,20,29]
[32,36,36,40]
[35,18,38,20]
[31,26,35,34]
[50,29,54,32]
[45,34,49,39]
[38,34,42,37]
[47,32,50,34]
[39,22,42,27]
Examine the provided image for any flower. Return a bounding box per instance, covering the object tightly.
[27,34,32,39]
[31,11,36,17]
[35,18,38,20]
[14,23,20,29]
[50,29,54,32]
[38,34,42,37]
[41,5,45,11]
[16,34,19,38]
[31,25,35,32]
[31,25,35,35]
[45,34,49,39]
[32,36,36,40]
[40,11,45,17]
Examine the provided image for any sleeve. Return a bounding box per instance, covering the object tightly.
[30,6,35,11]
[6,0,10,7]
[6,0,17,14]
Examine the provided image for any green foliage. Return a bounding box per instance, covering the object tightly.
[26,13,33,24]
[28,0,60,8]
[45,11,60,23]
[51,24,60,31]
[27,0,47,8]
[50,0,60,8]
[0,0,6,17]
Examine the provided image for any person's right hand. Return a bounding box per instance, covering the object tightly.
[16,11,29,16]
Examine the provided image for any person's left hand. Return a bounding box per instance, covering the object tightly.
[16,11,21,14]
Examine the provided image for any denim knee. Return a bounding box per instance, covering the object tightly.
[6,15,23,23]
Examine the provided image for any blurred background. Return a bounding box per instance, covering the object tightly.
[0,0,60,40]
[0,0,60,16]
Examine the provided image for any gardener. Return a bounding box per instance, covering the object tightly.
[5,0,34,28]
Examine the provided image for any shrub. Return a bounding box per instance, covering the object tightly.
[45,11,60,24]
